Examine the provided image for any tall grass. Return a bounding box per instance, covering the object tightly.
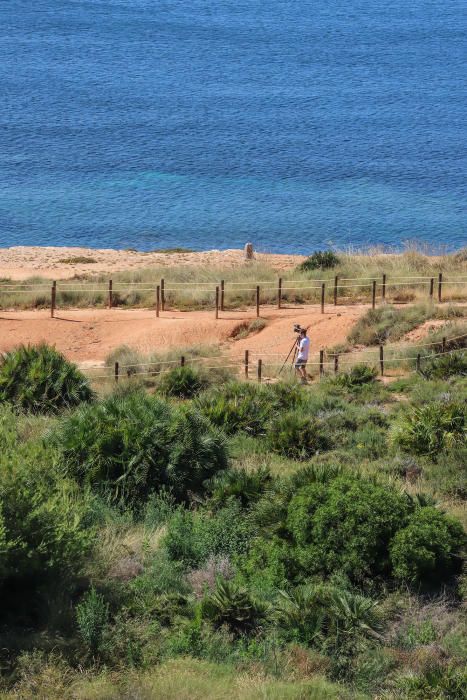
[1,251,466,310]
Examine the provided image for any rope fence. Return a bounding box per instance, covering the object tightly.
[82,334,466,384]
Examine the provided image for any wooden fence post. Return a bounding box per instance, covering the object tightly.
[319,349,324,377]
[156,285,160,317]
[334,276,338,306]
[334,355,339,374]
[220,280,225,311]
[108,279,113,309]
[215,286,219,319]
[416,354,421,373]
[244,349,249,379]
[180,356,185,367]
[256,285,260,318]
[438,273,443,302]
[429,277,434,299]
[278,278,282,309]
[161,278,165,311]
[114,361,119,383]
[51,280,56,318]
[321,283,325,314]
[382,274,386,301]
[257,358,262,383]
[442,336,446,353]
[372,280,376,310]
[379,345,384,376]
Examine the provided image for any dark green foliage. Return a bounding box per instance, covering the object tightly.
[392,401,466,457]
[159,366,208,398]
[334,363,378,389]
[196,382,271,436]
[0,420,92,621]
[196,381,303,436]
[76,588,110,655]
[390,507,465,584]
[267,411,331,460]
[207,466,273,508]
[56,391,227,504]
[286,475,411,581]
[164,501,254,568]
[274,583,383,651]
[166,406,228,501]
[421,351,467,379]
[0,343,93,414]
[299,251,340,271]
[201,578,265,635]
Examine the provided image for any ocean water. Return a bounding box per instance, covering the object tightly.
[0,0,465,254]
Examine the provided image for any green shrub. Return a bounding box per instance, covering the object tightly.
[201,578,265,636]
[207,466,273,508]
[56,391,227,504]
[267,411,331,460]
[286,475,411,581]
[164,501,253,568]
[0,454,92,621]
[334,364,378,389]
[0,344,93,414]
[76,588,110,656]
[421,351,467,380]
[166,406,227,500]
[299,251,340,271]
[196,383,272,436]
[391,401,466,457]
[159,366,208,398]
[390,507,465,584]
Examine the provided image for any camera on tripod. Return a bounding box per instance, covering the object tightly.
[293,323,305,334]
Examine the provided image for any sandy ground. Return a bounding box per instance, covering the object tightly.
[0,303,365,365]
[0,246,303,280]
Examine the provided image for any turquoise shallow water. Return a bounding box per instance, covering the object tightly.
[0,0,466,252]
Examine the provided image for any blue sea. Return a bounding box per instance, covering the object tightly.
[0,0,466,253]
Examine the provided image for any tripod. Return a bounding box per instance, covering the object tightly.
[278,337,299,376]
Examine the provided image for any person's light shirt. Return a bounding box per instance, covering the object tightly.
[297,336,310,361]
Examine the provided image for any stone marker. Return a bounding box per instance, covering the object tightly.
[244,242,254,260]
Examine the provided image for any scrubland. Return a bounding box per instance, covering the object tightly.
[0,302,465,699]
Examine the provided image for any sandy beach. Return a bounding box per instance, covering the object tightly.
[0,246,304,281]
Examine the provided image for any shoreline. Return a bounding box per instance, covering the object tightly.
[0,244,464,282]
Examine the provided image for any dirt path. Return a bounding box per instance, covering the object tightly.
[1,304,366,364]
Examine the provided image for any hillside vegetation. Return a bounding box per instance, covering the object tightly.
[0,344,465,699]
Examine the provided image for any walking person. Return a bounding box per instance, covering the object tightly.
[294,328,310,383]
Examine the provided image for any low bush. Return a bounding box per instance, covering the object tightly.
[391,401,466,457]
[196,381,302,436]
[201,578,265,635]
[390,507,465,584]
[164,501,254,568]
[207,466,273,508]
[299,251,340,271]
[76,588,110,656]
[56,391,227,504]
[267,411,331,460]
[421,351,467,379]
[286,475,410,581]
[158,366,208,398]
[334,363,378,389]
[0,456,92,622]
[0,344,93,413]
